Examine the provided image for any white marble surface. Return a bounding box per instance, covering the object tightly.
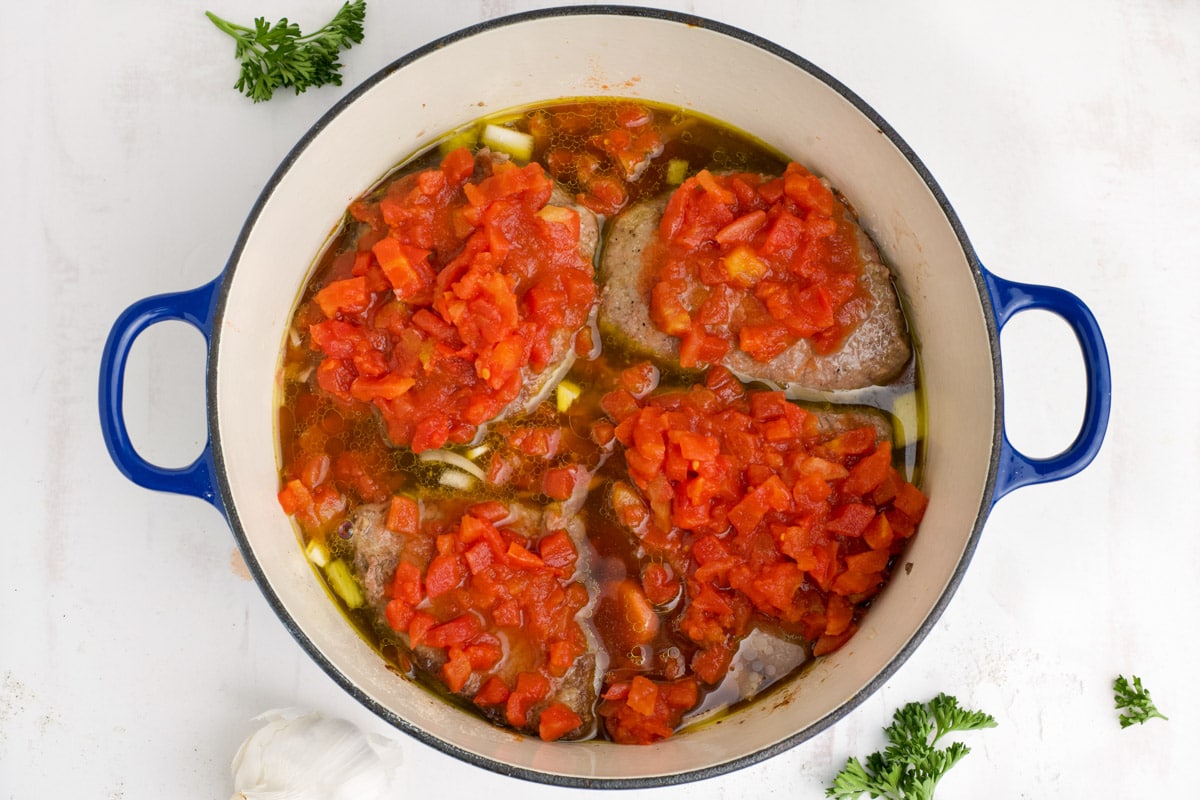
[3,0,1197,797]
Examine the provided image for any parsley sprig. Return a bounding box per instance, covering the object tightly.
[827,693,997,800]
[206,1,367,103]
[1114,674,1168,728]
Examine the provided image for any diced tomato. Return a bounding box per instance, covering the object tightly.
[467,500,509,523]
[824,594,854,636]
[465,639,503,671]
[463,540,495,575]
[473,676,510,707]
[783,163,835,216]
[739,323,792,361]
[677,328,730,368]
[505,541,545,571]
[600,389,641,422]
[309,318,360,360]
[863,512,895,550]
[844,442,893,496]
[409,413,453,453]
[277,479,312,516]
[619,362,661,397]
[691,642,734,685]
[349,374,415,403]
[714,209,768,247]
[660,678,699,710]
[314,276,371,318]
[425,614,483,649]
[694,169,736,205]
[785,285,836,336]
[493,598,522,628]
[541,639,572,676]
[668,430,720,462]
[626,675,659,717]
[373,238,435,301]
[424,554,464,598]
[578,175,627,216]
[642,562,680,607]
[385,494,420,535]
[892,482,929,522]
[441,648,473,693]
[538,703,583,742]
[807,541,840,592]
[441,146,475,184]
[538,530,578,575]
[542,465,579,501]
[747,391,787,421]
[506,672,551,728]
[650,281,693,337]
[692,535,732,565]
[728,491,769,535]
[407,611,438,647]
[820,427,879,459]
[812,627,856,657]
[390,560,423,605]
[826,504,877,537]
[384,599,415,632]
[886,507,919,539]
[298,453,330,490]
[508,426,563,458]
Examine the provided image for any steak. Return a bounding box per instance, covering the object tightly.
[598,190,911,391]
[496,182,599,421]
[343,495,600,738]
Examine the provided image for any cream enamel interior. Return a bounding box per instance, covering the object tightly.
[211,13,997,784]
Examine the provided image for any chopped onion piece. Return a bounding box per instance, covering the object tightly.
[438,126,479,156]
[305,540,329,567]
[891,390,921,449]
[324,559,364,609]
[518,351,576,415]
[666,158,689,185]
[419,449,486,480]
[465,443,491,461]
[481,123,534,162]
[438,468,476,491]
[556,379,582,413]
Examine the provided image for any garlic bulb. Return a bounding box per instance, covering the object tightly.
[230,708,405,800]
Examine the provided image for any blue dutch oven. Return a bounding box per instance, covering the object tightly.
[99,7,1109,788]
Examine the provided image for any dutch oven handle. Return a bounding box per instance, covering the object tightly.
[983,268,1111,502]
[98,276,224,511]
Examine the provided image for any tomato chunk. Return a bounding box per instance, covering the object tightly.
[538,703,584,742]
[645,162,862,363]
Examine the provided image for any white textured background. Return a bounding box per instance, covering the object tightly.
[3,0,1197,797]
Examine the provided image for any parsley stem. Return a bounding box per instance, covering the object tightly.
[204,11,251,37]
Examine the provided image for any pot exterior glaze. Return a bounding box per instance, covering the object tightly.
[100,7,1110,787]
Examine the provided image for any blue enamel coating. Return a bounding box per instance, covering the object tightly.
[983,267,1111,502]
[98,276,225,511]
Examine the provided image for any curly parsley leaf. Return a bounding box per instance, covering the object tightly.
[206,1,367,103]
[1114,674,1168,728]
[827,693,996,800]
